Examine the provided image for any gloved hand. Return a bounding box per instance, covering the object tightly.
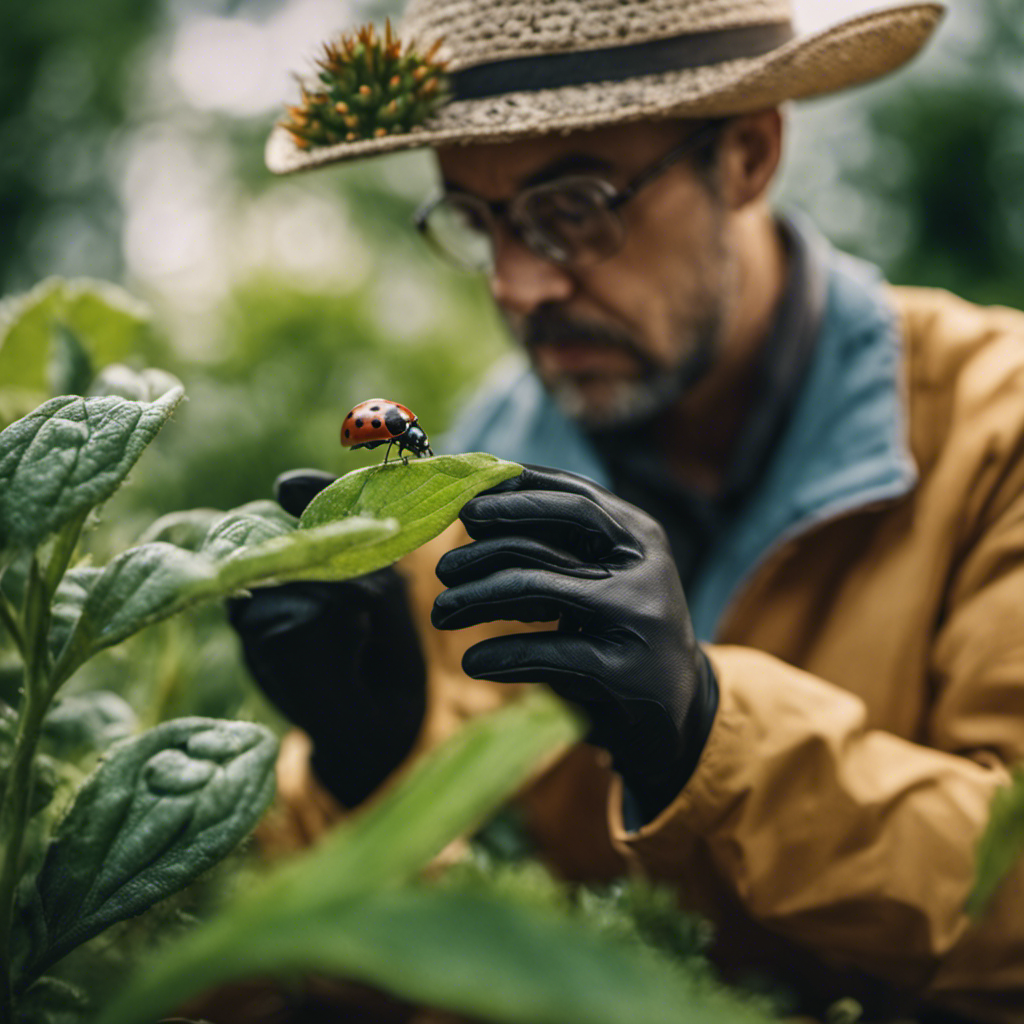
[431,465,717,824]
[228,469,426,808]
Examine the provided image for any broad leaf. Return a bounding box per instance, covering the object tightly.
[102,885,775,1024]
[299,453,522,578]
[86,365,180,403]
[968,767,1024,916]
[0,384,184,558]
[136,500,294,551]
[15,718,278,987]
[94,692,584,1024]
[47,567,102,666]
[43,691,137,756]
[51,513,397,683]
[0,278,152,393]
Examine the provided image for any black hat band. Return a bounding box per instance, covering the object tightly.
[450,21,796,101]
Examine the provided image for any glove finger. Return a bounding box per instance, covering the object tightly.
[432,567,593,630]
[480,464,617,504]
[436,535,609,587]
[461,632,620,701]
[275,469,338,517]
[460,491,633,560]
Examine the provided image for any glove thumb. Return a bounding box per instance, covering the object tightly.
[275,469,337,517]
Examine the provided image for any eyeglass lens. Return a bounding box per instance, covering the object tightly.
[423,177,626,271]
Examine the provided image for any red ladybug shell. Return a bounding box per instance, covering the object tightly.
[341,398,417,448]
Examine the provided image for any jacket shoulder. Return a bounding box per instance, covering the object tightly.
[892,285,1024,388]
[890,286,1024,473]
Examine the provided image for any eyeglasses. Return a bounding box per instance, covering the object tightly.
[413,121,724,273]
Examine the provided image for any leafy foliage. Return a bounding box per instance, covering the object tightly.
[968,766,1024,917]
[15,718,278,986]
[0,282,535,1024]
[300,452,522,576]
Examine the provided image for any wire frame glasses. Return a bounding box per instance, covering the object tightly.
[413,121,725,273]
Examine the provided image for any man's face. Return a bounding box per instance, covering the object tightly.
[435,120,734,429]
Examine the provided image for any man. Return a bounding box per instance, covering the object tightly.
[231,0,1024,1020]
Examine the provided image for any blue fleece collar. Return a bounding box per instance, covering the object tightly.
[442,225,918,641]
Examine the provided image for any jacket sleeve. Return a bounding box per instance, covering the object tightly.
[610,469,1024,1021]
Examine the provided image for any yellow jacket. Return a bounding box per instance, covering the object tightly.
[275,274,1024,1021]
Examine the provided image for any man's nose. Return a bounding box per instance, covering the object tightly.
[488,230,575,316]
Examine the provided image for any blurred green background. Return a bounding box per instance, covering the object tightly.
[1,0,1022,723]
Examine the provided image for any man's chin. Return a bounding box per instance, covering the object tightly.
[545,374,680,431]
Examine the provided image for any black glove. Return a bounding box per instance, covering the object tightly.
[228,470,426,808]
[431,465,717,824]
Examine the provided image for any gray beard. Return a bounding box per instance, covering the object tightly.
[548,334,716,430]
[513,307,720,431]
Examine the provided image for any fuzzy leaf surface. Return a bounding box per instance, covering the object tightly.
[95,692,585,1024]
[51,512,396,681]
[101,885,775,1024]
[16,717,278,986]
[299,453,522,578]
[0,384,184,558]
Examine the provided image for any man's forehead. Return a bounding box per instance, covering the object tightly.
[435,120,686,195]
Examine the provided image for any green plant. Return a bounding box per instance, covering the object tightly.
[0,278,782,1024]
[0,279,525,1023]
[94,688,779,1024]
[968,766,1024,917]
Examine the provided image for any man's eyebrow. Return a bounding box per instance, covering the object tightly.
[442,153,616,196]
[521,153,616,188]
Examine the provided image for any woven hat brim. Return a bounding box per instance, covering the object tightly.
[266,2,944,175]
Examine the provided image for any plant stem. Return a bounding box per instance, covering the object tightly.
[0,592,22,659]
[0,559,52,1023]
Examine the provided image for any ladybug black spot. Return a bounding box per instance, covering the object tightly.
[385,407,408,435]
[345,411,353,420]
[372,418,382,428]
[370,405,381,411]
[355,418,364,427]
[344,428,350,437]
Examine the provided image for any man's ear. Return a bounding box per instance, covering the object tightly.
[716,108,784,210]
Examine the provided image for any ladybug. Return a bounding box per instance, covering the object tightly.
[341,398,434,463]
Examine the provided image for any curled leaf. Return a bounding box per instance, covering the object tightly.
[16,718,278,987]
[299,453,522,578]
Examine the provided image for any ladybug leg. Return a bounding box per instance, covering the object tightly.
[383,439,396,464]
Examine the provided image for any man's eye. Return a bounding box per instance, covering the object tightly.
[450,201,488,233]
[534,190,599,226]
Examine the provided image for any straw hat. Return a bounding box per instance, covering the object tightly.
[266,0,945,175]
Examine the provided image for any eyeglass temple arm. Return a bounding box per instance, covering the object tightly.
[609,118,729,210]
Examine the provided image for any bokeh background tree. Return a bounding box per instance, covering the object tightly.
[3,0,1015,725]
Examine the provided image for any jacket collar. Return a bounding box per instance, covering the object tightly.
[442,219,919,639]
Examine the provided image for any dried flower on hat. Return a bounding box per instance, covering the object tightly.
[279,19,449,149]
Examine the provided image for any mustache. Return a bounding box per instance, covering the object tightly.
[515,308,656,372]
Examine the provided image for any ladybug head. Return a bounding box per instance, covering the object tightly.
[404,423,433,456]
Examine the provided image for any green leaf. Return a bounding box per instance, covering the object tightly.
[135,500,294,551]
[94,692,584,1024]
[968,766,1024,916]
[113,885,774,1024]
[15,717,279,987]
[51,514,397,683]
[298,453,522,578]
[15,975,91,1024]
[0,384,184,559]
[49,325,93,398]
[86,365,181,403]
[42,691,137,756]
[0,279,152,394]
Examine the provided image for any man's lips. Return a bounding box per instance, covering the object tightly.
[530,341,644,377]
